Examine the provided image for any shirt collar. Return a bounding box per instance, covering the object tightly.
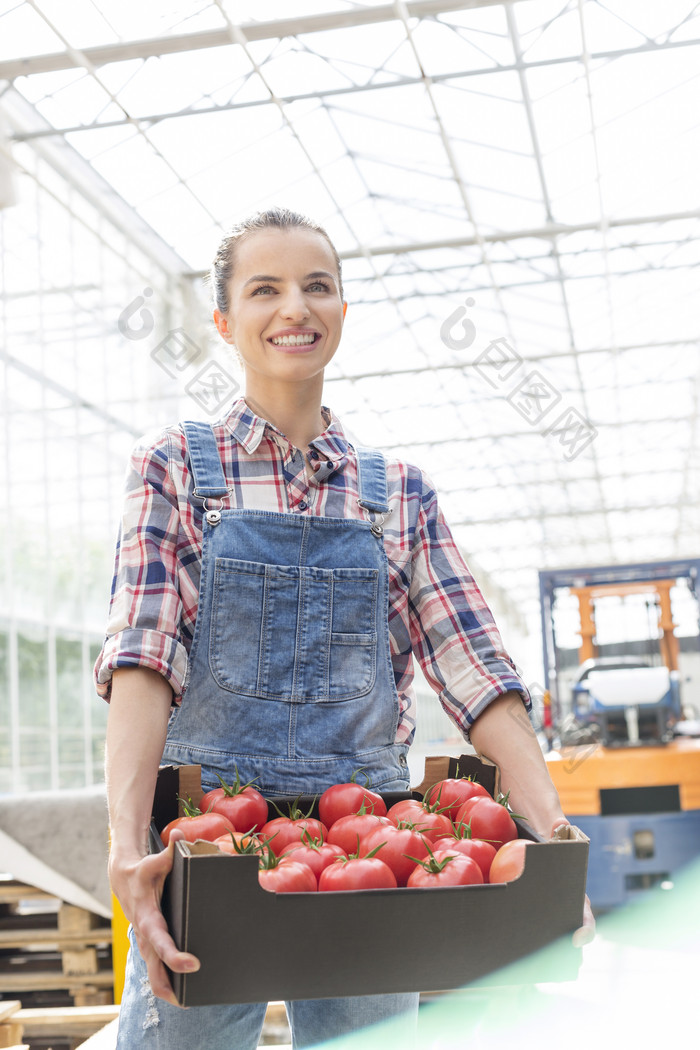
[221,398,269,453]
[220,398,352,473]
[308,408,351,474]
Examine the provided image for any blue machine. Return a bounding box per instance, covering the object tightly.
[572,808,700,911]
[539,559,700,913]
[571,657,682,746]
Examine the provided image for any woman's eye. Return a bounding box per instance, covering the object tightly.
[251,281,331,295]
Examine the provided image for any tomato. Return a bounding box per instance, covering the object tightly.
[406,849,484,888]
[199,771,269,834]
[213,831,264,855]
[423,777,490,822]
[161,809,234,846]
[489,839,532,883]
[452,796,481,827]
[386,799,427,826]
[260,816,328,856]
[361,824,429,886]
[411,810,454,843]
[281,840,347,880]
[453,796,518,850]
[430,836,496,882]
[319,782,387,827]
[386,799,453,843]
[318,856,397,891]
[326,812,392,855]
[258,856,318,893]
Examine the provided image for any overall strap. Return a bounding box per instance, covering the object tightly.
[355,445,389,514]
[182,421,229,499]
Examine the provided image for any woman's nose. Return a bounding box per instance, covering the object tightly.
[279,288,310,320]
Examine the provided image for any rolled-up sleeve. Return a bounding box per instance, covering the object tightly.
[408,471,531,737]
[94,432,191,702]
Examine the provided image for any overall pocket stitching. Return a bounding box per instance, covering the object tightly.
[209,559,378,700]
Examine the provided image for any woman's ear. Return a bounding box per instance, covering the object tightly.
[213,308,234,343]
[342,301,348,320]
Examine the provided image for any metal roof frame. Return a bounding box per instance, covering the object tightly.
[1,0,698,654]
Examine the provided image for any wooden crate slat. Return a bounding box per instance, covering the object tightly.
[0,883,57,907]
[0,1024,25,1049]
[14,1005,119,1037]
[0,927,112,950]
[0,970,114,993]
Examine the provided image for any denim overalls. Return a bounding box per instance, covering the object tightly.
[116,420,419,1049]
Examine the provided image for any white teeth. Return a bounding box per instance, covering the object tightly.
[271,334,316,346]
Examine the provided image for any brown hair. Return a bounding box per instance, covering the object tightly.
[209,207,344,313]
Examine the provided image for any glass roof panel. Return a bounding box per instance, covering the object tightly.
[2,0,698,659]
[0,1,64,58]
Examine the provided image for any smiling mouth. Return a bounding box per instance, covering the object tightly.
[269,333,320,347]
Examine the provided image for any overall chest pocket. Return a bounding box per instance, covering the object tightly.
[209,558,378,701]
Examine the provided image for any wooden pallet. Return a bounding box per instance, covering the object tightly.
[0,880,113,1008]
[0,1001,119,1050]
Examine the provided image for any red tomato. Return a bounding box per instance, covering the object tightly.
[361,824,429,886]
[430,836,497,882]
[326,812,392,855]
[199,773,269,834]
[213,831,264,855]
[489,839,532,883]
[280,841,347,880]
[454,797,518,850]
[407,849,484,888]
[387,799,427,826]
[258,857,317,893]
[260,816,328,856]
[411,810,454,844]
[319,782,387,827]
[318,857,397,891]
[161,811,234,846]
[386,799,453,843]
[452,796,481,828]
[423,778,490,822]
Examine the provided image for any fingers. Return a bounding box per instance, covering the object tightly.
[136,904,200,971]
[113,835,200,1004]
[142,947,182,1007]
[572,924,595,947]
[132,861,201,993]
[572,894,596,948]
[133,905,200,1006]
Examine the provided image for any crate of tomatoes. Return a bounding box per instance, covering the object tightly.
[150,755,589,1006]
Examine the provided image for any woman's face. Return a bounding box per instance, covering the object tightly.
[214,227,345,388]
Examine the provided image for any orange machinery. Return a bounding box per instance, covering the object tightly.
[539,559,700,911]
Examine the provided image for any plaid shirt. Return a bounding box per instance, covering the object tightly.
[95,399,529,743]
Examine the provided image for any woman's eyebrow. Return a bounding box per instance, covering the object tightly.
[307,271,336,282]
[244,273,279,286]
[243,270,336,287]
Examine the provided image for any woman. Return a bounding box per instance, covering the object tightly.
[98,208,591,1048]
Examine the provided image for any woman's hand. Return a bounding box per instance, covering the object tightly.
[550,820,596,947]
[106,669,199,1004]
[573,893,596,947]
[110,829,200,1006]
[469,697,596,952]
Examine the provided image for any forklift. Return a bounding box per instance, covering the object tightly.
[539,559,700,912]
